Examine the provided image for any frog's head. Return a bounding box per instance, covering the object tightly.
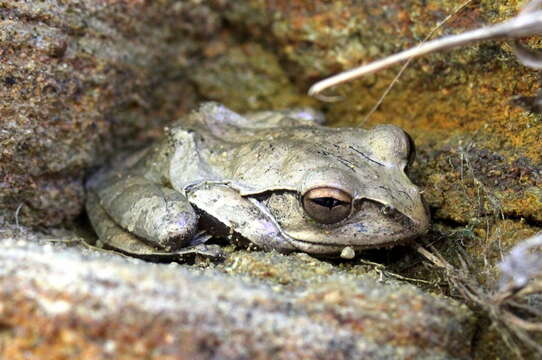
[251,124,431,256]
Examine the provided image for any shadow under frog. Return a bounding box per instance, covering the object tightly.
[86,102,430,261]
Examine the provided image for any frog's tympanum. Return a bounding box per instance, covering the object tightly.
[86,103,430,260]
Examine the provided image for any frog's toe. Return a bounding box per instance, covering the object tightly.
[173,244,225,262]
[152,211,200,251]
[187,231,213,247]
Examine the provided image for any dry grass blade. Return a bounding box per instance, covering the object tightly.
[414,237,542,359]
[360,0,473,124]
[309,0,542,99]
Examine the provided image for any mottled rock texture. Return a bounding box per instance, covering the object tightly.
[0,0,221,226]
[0,230,475,360]
[2,0,542,358]
[190,42,315,112]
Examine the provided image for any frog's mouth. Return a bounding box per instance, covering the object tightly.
[280,230,422,257]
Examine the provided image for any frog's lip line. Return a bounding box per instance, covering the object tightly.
[285,233,418,249]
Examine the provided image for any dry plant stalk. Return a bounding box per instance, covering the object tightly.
[309,0,542,100]
[360,0,474,123]
[416,233,542,359]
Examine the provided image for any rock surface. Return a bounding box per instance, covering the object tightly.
[190,43,315,112]
[0,229,475,360]
[0,0,220,226]
[2,0,542,358]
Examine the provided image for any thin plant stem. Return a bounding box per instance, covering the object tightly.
[309,0,542,99]
[361,0,473,125]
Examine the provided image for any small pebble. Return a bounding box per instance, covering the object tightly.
[340,246,355,259]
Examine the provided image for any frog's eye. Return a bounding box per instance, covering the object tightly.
[302,188,353,224]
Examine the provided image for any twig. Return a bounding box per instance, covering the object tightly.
[415,240,542,357]
[359,258,433,284]
[361,0,473,124]
[309,0,542,99]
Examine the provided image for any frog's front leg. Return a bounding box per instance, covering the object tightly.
[86,191,221,261]
[87,172,198,251]
[187,183,297,253]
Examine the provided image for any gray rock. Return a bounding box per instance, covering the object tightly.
[0,228,475,359]
[0,0,220,226]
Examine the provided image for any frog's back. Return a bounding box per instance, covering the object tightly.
[168,104,396,205]
[165,103,334,190]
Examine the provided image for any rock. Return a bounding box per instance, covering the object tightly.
[0,228,475,359]
[190,43,315,112]
[2,0,542,357]
[0,0,221,226]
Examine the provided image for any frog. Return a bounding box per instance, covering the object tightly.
[85,102,430,261]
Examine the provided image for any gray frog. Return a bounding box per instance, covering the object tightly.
[86,102,430,260]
